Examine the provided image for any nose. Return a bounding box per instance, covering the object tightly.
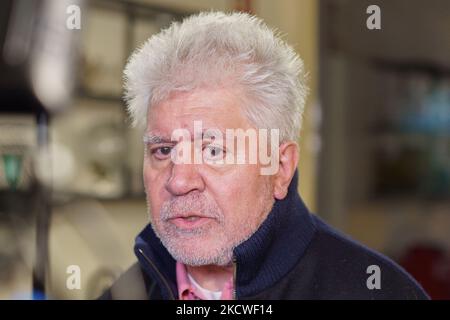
[165,163,205,196]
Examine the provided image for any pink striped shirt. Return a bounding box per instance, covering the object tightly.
[176,262,234,300]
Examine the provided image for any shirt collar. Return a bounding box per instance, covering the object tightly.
[176,262,233,300]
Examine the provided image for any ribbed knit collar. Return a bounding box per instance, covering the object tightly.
[134,170,317,299]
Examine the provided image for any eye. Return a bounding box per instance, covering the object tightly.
[203,145,225,162]
[151,146,173,160]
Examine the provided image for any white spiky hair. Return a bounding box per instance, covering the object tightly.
[123,11,308,141]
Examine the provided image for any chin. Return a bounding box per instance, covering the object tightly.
[168,241,233,266]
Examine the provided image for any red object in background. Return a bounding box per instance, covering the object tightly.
[399,245,450,300]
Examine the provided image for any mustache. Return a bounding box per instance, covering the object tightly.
[160,192,223,221]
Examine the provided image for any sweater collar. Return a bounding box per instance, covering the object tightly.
[134,170,316,299]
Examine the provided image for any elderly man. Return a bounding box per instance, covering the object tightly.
[100,11,428,300]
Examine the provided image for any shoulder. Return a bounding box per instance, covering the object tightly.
[291,215,429,299]
[97,262,157,300]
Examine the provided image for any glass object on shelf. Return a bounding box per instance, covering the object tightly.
[374,71,450,199]
[400,77,450,134]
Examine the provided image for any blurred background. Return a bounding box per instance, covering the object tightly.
[0,0,449,299]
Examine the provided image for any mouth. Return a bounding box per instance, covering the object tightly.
[167,213,214,230]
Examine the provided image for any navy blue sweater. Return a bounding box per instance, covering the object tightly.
[102,172,429,300]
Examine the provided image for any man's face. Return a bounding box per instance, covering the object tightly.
[143,87,276,266]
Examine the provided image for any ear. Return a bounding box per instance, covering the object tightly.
[273,141,299,200]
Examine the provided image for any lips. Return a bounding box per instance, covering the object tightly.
[167,213,213,229]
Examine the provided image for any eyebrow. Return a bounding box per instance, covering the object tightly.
[142,129,227,144]
[142,134,172,144]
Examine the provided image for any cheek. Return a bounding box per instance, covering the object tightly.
[143,163,159,186]
[143,165,150,189]
[143,162,165,194]
[225,174,272,217]
[143,164,167,220]
[208,171,259,219]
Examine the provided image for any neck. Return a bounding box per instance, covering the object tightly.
[186,264,234,292]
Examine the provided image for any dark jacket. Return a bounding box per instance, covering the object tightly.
[100,172,429,300]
